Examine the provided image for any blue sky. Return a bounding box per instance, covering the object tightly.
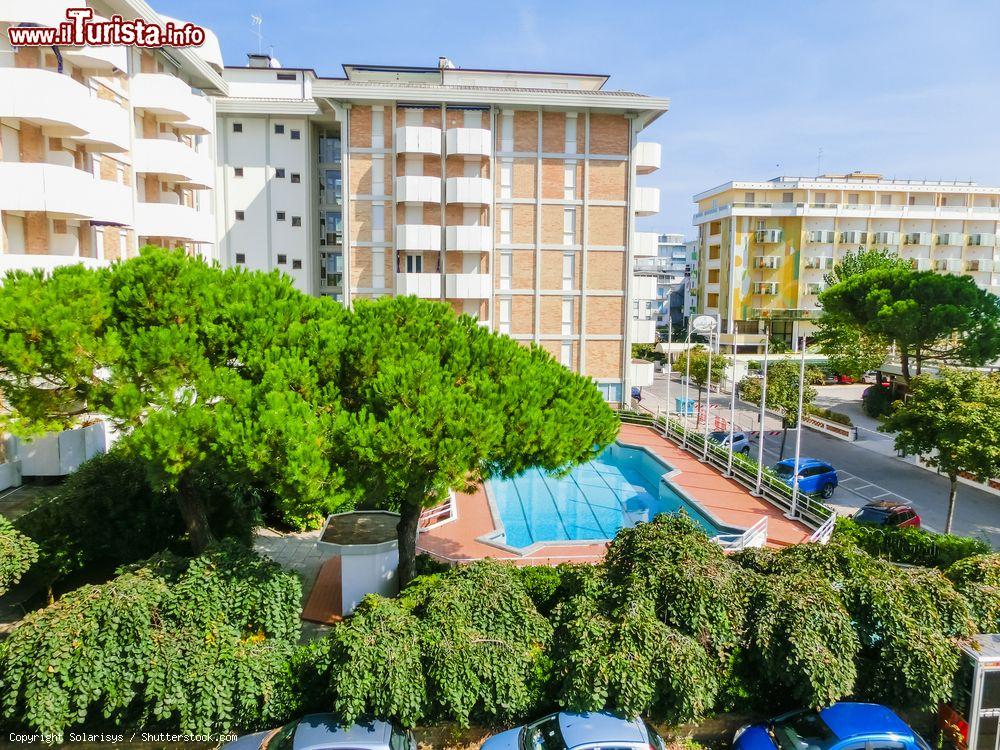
[160,0,1000,237]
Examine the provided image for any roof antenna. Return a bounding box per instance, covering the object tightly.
[250,14,263,55]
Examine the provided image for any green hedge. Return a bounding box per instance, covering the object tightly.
[834,517,990,568]
[0,516,38,596]
[805,405,853,426]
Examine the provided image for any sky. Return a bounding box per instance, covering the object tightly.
[158,0,1000,237]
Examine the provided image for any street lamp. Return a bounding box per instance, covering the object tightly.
[689,315,718,460]
[786,334,808,519]
[754,325,770,495]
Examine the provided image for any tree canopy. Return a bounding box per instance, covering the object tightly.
[881,369,1000,532]
[0,517,37,597]
[676,345,729,402]
[738,359,817,458]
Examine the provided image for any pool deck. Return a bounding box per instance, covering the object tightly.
[417,424,812,565]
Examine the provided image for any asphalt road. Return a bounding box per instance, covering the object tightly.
[640,375,1000,548]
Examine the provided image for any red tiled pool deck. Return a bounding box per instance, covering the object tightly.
[417,424,812,565]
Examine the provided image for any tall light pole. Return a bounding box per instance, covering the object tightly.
[701,331,714,459]
[664,316,673,433]
[787,334,807,519]
[754,325,770,495]
[725,340,738,476]
[685,315,717,450]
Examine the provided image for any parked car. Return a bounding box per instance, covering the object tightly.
[732,702,932,750]
[772,458,838,499]
[853,501,921,529]
[708,430,751,455]
[482,711,666,750]
[222,715,415,750]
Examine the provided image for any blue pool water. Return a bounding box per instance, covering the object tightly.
[486,441,731,550]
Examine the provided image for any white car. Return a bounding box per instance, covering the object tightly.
[708,430,751,455]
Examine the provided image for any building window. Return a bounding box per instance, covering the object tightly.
[292,259,302,269]
[234,167,244,177]
[276,211,286,221]
[371,108,384,148]
[235,253,245,264]
[564,113,577,154]
[274,124,285,134]
[235,210,245,221]
[561,341,572,367]
[276,72,296,81]
[563,208,576,246]
[848,193,859,205]
[498,298,511,334]
[562,252,575,291]
[499,159,512,200]
[233,122,242,133]
[291,173,300,183]
[405,253,423,273]
[277,254,287,264]
[881,194,892,206]
[372,249,385,287]
[815,192,826,205]
[290,129,301,140]
[500,207,512,245]
[782,192,793,203]
[500,112,514,152]
[561,298,574,335]
[744,192,755,205]
[119,230,128,258]
[500,251,512,290]
[371,202,385,243]
[372,156,385,195]
[291,216,301,227]
[275,168,285,178]
[563,161,576,200]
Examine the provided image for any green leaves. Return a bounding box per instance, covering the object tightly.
[738,359,816,428]
[675,345,728,391]
[0,516,38,596]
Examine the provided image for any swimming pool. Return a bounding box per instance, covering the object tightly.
[484,441,737,551]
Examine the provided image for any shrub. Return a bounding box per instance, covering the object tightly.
[805,405,853,426]
[516,564,567,615]
[946,554,1000,632]
[0,516,38,596]
[862,384,895,418]
[834,517,990,568]
[0,542,301,735]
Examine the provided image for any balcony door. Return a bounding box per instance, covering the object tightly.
[406,253,423,274]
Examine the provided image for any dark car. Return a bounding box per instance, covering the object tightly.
[853,501,921,529]
[733,703,932,750]
[772,458,838,499]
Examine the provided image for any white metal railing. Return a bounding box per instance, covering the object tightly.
[808,513,836,544]
[713,516,768,551]
[419,493,457,531]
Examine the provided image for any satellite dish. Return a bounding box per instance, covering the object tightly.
[691,315,717,334]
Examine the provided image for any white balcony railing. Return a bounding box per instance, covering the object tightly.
[0,254,110,275]
[133,138,213,189]
[633,186,660,216]
[134,202,215,244]
[633,232,659,256]
[632,275,658,300]
[395,273,442,298]
[446,225,493,252]
[446,177,492,204]
[630,318,656,344]
[446,127,491,156]
[131,73,213,133]
[633,142,662,174]
[396,224,442,252]
[0,162,131,226]
[445,273,491,299]
[630,359,655,388]
[0,68,130,152]
[395,126,441,155]
[395,176,441,203]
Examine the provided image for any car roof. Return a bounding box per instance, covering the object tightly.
[776,458,829,469]
[294,715,393,750]
[862,501,910,513]
[819,703,913,741]
[558,712,644,749]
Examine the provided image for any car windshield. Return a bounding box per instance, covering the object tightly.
[522,715,568,750]
[265,722,298,750]
[709,432,729,442]
[854,507,889,523]
[769,711,838,750]
[774,463,795,478]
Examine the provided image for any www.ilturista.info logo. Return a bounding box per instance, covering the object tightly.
[7,8,206,48]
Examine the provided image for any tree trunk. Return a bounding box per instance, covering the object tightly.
[945,474,959,534]
[175,487,216,554]
[396,501,422,588]
[899,349,911,384]
[779,425,788,460]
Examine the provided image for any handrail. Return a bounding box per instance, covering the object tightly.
[807,513,837,544]
[714,516,768,551]
[418,492,457,531]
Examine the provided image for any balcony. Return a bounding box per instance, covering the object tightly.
[395,273,441,298]
[395,126,441,155]
[132,73,213,134]
[395,176,441,203]
[633,142,661,174]
[134,202,215,244]
[445,273,491,299]
[0,162,131,226]
[966,259,994,273]
[0,68,130,152]
[0,254,109,275]
[630,318,656,344]
[133,138,213,189]
[446,177,492,204]
[630,359,655,388]
[633,187,660,216]
[632,275,658,300]
[633,232,658,256]
[446,128,491,156]
[937,233,964,247]
[804,256,834,270]
[396,224,441,252]
[446,225,493,252]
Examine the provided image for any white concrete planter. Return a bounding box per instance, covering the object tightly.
[0,460,22,491]
[315,511,400,616]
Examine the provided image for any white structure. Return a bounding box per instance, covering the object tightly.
[315,511,400,616]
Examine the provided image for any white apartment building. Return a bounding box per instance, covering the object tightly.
[692,172,1000,351]
[0,0,224,272]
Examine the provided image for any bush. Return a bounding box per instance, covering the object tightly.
[834,517,990,568]
[516,564,567,615]
[946,554,1000,632]
[0,516,38,596]
[862,384,896,418]
[0,542,301,735]
[805,405,853,426]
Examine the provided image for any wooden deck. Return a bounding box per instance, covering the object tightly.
[300,555,344,624]
[417,424,811,565]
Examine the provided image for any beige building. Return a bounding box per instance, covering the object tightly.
[216,58,668,402]
[692,172,1000,352]
[0,0,224,273]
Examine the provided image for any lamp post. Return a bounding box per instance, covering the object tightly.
[684,315,717,451]
[701,332,715,460]
[664,316,673,435]
[787,334,807,519]
[681,326,692,449]
[754,326,770,495]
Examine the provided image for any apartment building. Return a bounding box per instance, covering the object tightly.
[0,0,223,273]
[692,172,1000,352]
[632,232,694,329]
[215,57,668,402]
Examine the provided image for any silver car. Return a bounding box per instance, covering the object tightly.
[708,430,751,455]
[223,714,415,750]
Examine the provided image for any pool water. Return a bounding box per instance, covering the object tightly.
[486,441,730,550]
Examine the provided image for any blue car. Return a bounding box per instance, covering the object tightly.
[733,703,931,750]
[482,711,665,750]
[773,457,838,499]
[222,714,415,750]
